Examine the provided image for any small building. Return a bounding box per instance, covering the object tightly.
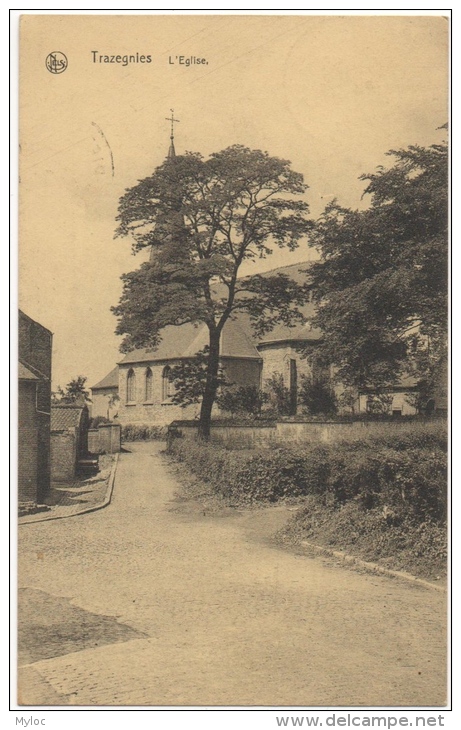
[358,381,419,417]
[50,403,90,482]
[18,311,52,505]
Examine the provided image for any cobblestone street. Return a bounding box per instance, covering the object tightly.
[18,442,447,707]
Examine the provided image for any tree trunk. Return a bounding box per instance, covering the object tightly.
[197,328,221,441]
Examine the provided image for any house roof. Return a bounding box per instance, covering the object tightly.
[18,362,39,381]
[51,404,87,431]
[118,318,261,365]
[91,366,119,390]
[19,309,53,336]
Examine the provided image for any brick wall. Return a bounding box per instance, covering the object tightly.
[18,381,39,502]
[50,430,77,482]
[19,311,52,500]
[99,424,121,454]
[88,425,121,454]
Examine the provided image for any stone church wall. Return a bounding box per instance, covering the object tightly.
[117,362,200,425]
[116,357,262,426]
[259,342,313,388]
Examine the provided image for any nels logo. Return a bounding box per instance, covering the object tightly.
[46,52,68,74]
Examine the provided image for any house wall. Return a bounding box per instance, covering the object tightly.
[358,392,417,416]
[91,386,119,420]
[18,381,39,503]
[19,311,52,413]
[19,312,52,501]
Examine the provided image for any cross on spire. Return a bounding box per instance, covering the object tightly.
[166,109,180,140]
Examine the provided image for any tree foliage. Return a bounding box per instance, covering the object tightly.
[113,145,312,437]
[216,384,268,417]
[308,133,448,394]
[298,375,337,416]
[166,348,227,408]
[263,373,292,416]
[53,376,91,404]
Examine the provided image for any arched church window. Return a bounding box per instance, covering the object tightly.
[162,365,174,400]
[145,368,153,402]
[127,368,136,403]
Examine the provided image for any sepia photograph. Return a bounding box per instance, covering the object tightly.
[15,10,449,714]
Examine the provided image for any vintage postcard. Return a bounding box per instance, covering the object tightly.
[16,12,449,715]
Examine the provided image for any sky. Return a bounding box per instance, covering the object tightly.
[17,12,448,391]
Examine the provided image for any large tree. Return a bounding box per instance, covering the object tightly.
[308,133,448,400]
[113,145,312,438]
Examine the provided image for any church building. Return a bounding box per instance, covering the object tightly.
[91,122,420,424]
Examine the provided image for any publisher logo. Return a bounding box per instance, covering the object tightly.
[46,52,68,74]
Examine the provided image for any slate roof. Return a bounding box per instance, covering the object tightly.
[18,362,39,381]
[117,263,320,365]
[91,366,119,390]
[51,404,87,431]
[118,318,262,365]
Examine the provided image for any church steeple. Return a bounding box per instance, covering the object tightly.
[150,111,182,263]
[165,109,179,160]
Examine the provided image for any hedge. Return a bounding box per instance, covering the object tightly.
[121,423,168,441]
[169,426,447,524]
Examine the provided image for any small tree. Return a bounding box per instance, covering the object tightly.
[113,145,312,439]
[54,376,92,404]
[106,393,120,419]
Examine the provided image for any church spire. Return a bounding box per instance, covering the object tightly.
[165,109,179,159]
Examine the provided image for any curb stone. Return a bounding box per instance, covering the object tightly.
[300,539,446,593]
[19,453,119,525]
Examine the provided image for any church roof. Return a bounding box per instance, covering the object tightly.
[239,263,322,345]
[91,366,119,390]
[117,262,322,365]
[118,318,262,365]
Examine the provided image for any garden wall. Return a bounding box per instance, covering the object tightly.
[170,418,432,448]
[88,423,121,454]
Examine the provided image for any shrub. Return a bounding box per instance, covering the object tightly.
[121,423,168,441]
[298,375,338,415]
[168,424,447,524]
[263,373,292,416]
[89,415,111,429]
[217,385,268,417]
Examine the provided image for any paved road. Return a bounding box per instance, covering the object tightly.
[18,442,447,707]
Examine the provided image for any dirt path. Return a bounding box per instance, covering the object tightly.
[18,442,447,707]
